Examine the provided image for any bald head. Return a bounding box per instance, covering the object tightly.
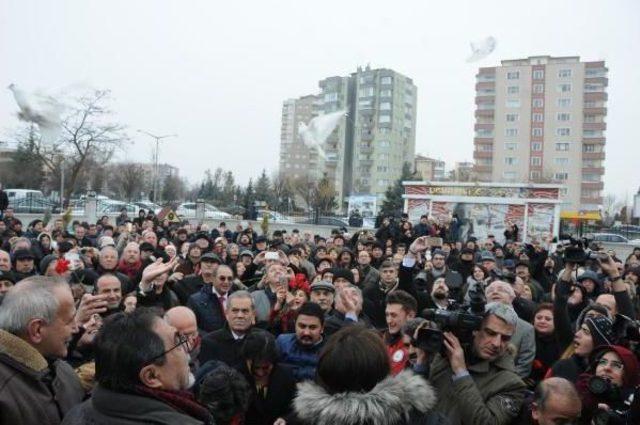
[595,294,617,316]
[532,377,581,424]
[165,306,197,335]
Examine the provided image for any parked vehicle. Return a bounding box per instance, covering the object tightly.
[590,233,640,245]
[133,201,163,214]
[176,202,232,220]
[5,189,44,201]
[302,216,351,227]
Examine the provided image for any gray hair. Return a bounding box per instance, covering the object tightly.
[0,276,68,334]
[228,290,255,310]
[484,302,519,327]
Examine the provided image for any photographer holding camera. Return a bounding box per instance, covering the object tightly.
[429,302,526,425]
[575,345,640,424]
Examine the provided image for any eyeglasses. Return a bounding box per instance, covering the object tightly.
[597,358,624,371]
[217,275,233,282]
[145,333,191,365]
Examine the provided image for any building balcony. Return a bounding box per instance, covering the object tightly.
[474,137,494,144]
[584,92,608,102]
[581,181,604,190]
[474,123,494,131]
[473,151,493,159]
[473,165,492,173]
[581,196,603,205]
[475,109,494,118]
[585,77,609,86]
[583,122,607,131]
[475,82,495,91]
[358,144,373,153]
[582,166,605,174]
[475,95,495,104]
[359,159,374,166]
[585,61,606,69]
[583,137,606,144]
[582,152,605,160]
[584,107,607,115]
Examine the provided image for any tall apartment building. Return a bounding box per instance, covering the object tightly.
[278,94,319,180]
[472,56,608,211]
[279,66,417,210]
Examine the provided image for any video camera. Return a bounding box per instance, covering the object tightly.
[415,286,487,354]
[558,235,607,264]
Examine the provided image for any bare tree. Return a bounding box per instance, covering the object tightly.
[292,174,315,211]
[110,163,149,201]
[14,89,128,199]
[602,193,624,225]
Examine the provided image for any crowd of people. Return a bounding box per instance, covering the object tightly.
[1,206,640,424]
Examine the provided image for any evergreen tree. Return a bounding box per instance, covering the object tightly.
[242,178,256,219]
[255,169,272,205]
[380,162,413,218]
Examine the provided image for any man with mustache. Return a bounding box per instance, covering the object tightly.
[275,302,325,382]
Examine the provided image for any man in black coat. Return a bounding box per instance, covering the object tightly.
[198,290,267,368]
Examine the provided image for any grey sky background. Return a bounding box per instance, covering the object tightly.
[1,0,638,201]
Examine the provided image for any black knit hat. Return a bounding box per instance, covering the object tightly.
[331,268,355,285]
[584,315,614,348]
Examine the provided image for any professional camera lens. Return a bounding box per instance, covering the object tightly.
[587,376,611,395]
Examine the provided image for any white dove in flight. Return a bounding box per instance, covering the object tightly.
[298,109,347,157]
[7,83,65,144]
[466,36,497,63]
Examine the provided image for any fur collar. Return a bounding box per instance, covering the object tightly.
[293,369,436,425]
[0,329,48,372]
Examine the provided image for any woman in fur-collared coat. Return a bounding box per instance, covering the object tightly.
[289,326,447,425]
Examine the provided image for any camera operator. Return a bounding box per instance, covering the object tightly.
[429,302,526,425]
[575,345,640,424]
[485,280,536,379]
[401,317,440,379]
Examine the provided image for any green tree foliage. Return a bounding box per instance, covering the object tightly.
[380,162,413,217]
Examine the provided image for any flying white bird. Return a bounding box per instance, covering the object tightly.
[298,109,347,157]
[7,83,65,144]
[466,36,497,63]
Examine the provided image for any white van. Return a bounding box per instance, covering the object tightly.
[5,189,45,201]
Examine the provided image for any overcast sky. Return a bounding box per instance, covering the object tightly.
[1,0,638,200]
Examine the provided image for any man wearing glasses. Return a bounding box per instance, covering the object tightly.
[165,306,201,372]
[62,308,211,424]
[187,263,237,333]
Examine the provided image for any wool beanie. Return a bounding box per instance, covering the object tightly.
[584,315,614,348]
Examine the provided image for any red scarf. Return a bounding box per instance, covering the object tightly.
[135,385,211,423]
[117,258,142,281]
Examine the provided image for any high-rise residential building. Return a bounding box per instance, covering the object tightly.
[279,66,417,211]
[414,155,446,181]
[472,56,608,211]
[351,66,417,201]
[278,94,319,180]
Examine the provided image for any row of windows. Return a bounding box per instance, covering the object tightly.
[504,113,571,122]
[503,157,571,166]
[506,69,573,80]
[504,98,573,109]
[505,128,571,137]
[500,142,602,153]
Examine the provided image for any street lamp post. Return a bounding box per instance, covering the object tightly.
[137,130,177,203]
